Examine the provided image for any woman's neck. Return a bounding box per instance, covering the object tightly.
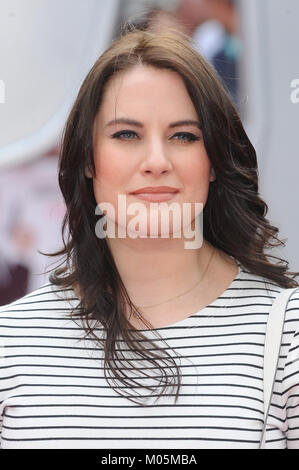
[106,237,216,307]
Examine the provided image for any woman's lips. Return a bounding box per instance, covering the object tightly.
[130,192,178,202]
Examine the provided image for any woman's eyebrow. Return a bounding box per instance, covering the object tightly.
[104,118,201,129]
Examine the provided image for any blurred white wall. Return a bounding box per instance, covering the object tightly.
[0,0,120,168]
[239,0,299,272]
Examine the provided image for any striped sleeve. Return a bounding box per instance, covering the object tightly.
[0,339,4,448]
[284,309,299,448]
[264,288,299,449]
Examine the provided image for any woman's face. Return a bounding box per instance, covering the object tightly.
[89,64,215,239]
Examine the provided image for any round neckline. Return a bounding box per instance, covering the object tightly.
[129,261,244,333]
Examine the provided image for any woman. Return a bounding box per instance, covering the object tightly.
[0,26,299,449]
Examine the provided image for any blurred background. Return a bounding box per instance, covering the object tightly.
[0,0,298,304]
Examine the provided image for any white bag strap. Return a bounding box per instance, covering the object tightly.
[259,286,299,448]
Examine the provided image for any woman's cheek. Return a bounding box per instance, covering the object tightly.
[92,152,130,202]
[95,144,134,179]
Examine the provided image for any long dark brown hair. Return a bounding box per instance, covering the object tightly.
[42,24,299,405]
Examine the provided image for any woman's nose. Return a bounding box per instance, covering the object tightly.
[139,141,173,176]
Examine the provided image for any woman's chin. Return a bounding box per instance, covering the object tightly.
[125,224,184,240]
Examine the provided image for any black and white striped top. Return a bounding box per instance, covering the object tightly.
[0,264,299,449]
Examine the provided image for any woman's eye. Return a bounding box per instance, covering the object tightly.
[172,132,200,143]
[110,130,200,142]
[111,130,138,140]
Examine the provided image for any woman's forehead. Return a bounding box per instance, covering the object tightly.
[97,65,197,122]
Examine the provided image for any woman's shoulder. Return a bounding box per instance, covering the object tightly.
[235,264,299,316]
[237,264,285,297]
[0,281,81,353]
[238,264,299,332]
[0,280,78,318]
